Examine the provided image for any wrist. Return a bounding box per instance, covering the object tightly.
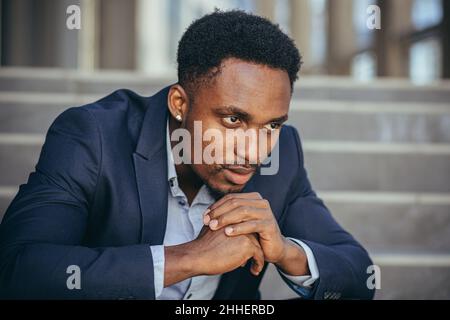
[275,237,309,276]
[178,240,206,277]
[164,241,200,280]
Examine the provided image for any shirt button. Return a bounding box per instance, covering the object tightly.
[186,293,192,299]
[178,200,186,206]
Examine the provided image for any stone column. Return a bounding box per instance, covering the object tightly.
[136,0,172,76]
[98,0,136,70]
[1,0,34,66]
[442,0,450,78]
[255,0,276,21]
[289,0,312,73]
[78,0,100,70]
[376,0,413,77]
[326,0,356,75]
[1,0,79,68]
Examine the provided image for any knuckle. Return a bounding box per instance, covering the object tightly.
[252,192,262,199]
[267,221,278,232]
[218,215,227,226]
[222,194,232,202]
[230,198,239,206]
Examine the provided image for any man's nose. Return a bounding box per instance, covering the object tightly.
[235,133,260,165]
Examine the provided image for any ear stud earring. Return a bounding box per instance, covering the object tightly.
[175,114,182,121]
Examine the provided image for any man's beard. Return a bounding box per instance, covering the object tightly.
[206,185,228,200]
[193,164,258,200]
[205,179,247,200]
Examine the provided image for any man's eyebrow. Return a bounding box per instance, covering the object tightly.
[269,114,289,123]
[213,105,251,121]
[213,105,288,124]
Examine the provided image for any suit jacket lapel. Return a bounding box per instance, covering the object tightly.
[133,86,171,244]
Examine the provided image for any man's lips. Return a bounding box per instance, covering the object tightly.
[222,165,255,185]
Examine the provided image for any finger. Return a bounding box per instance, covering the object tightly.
[210,206,266,230]
[245,234,264,275]
[203,208,211,225]
[224,220,268,237]
[208,192,262,211]
[206,199,269,227]
[246,232,260,248]
[250,240,265,276]
[205,199,261,226]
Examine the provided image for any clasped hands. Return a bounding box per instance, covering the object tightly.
[198,192,309,277]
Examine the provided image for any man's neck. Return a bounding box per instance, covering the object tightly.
[169,116,203,205]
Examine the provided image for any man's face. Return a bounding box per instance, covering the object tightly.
[176,58,291,194]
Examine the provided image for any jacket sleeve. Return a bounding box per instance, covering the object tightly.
[279,126,375,300]
[0,107,156,299]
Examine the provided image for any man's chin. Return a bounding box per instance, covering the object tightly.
[205,180,246,198]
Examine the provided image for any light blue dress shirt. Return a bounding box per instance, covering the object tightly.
[149,121,319,299]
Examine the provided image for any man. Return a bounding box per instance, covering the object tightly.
[0,10,374,300]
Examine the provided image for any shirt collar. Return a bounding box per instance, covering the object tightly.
[166,119,177,182]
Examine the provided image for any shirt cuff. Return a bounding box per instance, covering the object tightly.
[150,245,165,299]
[277,237,320,288]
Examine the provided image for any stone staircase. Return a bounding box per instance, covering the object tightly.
[1,67,449,299]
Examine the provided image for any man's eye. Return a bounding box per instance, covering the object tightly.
[223,116,240,125]
[264,123,282,131]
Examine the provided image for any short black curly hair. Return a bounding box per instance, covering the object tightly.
[177,10,302,96]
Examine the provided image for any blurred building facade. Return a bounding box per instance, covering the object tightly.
[1,0,449,83]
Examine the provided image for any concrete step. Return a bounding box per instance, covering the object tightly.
[1,67,450,102]
[0,187,15,218]
[1,138,450,192]
[0,139,43,186]
[322,192,450,252]
[1,93,450,143]
[259,254,450,299]
[0,94,85,134]
[304,142,450,192]
[290,101,450,143]
[0,67,169,97]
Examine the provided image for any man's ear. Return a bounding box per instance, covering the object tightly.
[167,84,190,123]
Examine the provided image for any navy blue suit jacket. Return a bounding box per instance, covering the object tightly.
[0,86,375,299]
